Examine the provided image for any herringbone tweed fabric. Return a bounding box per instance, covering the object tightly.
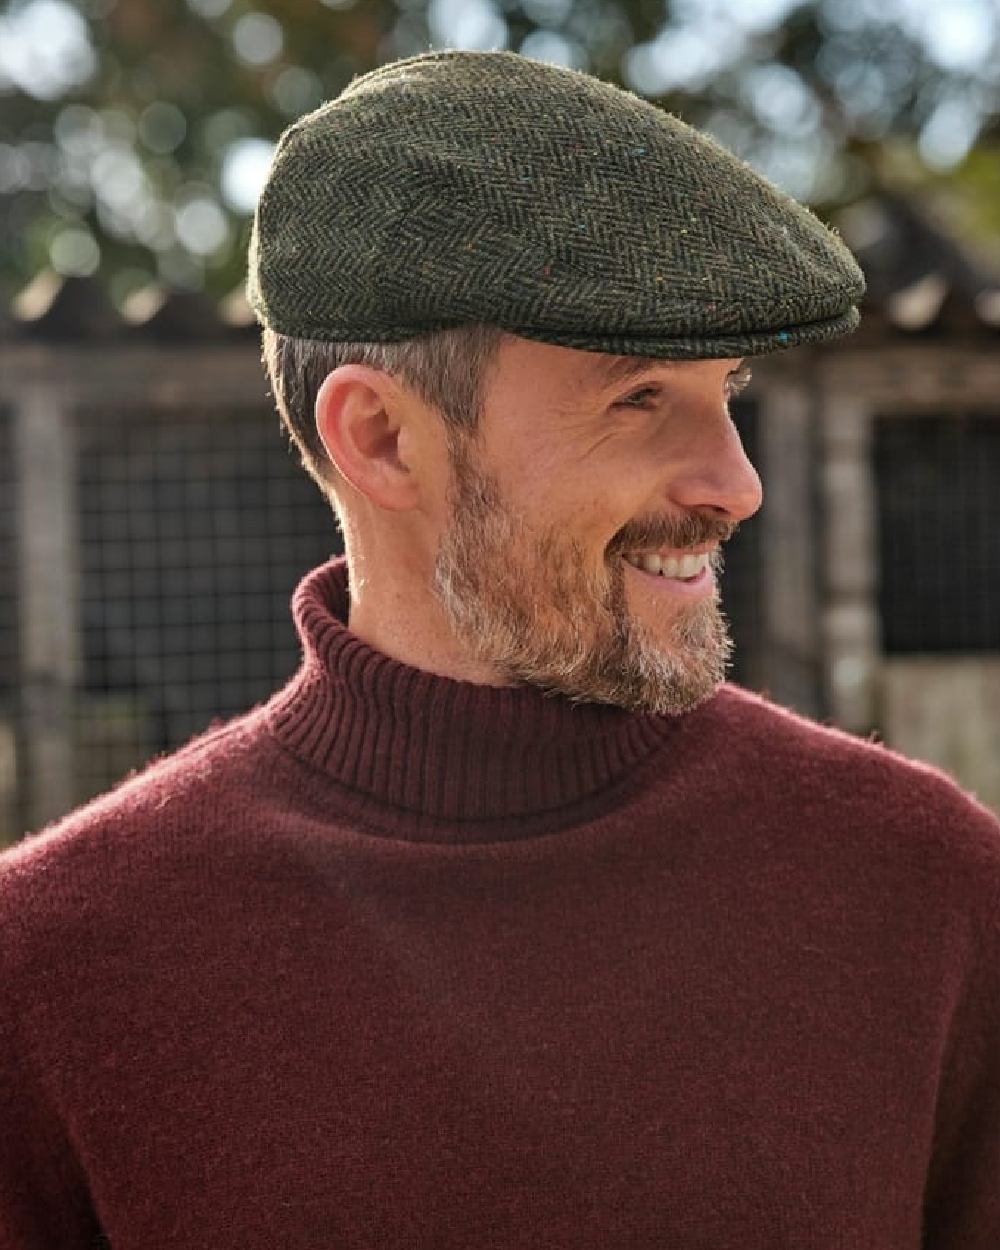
[248,49,865,357]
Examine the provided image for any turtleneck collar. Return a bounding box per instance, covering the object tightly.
[264,556,711,830]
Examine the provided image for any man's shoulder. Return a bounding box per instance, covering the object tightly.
[0,707,301,1049]
[713,679,984,784]
[0,708,267,926]
[709,682,1000,880]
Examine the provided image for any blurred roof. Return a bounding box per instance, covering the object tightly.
[834,192,1000,341]
[1,194,998,345]
[2,268,257,344]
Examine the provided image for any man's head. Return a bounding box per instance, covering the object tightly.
[263,325,758,714]
[252,50,865,714]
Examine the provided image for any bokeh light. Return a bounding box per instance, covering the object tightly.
[231,12,285,67]
[0,0,96,100]
[49,225,100,275]
[221,138,276,214]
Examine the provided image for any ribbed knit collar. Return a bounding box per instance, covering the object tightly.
[264,556,702,830]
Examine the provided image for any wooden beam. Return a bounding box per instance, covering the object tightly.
[757,382,823,719]
[818,392,881,734]
[14,387,81,831]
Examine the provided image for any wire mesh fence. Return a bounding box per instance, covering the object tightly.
[2,383,763,845]
[6,391,343,843]
[875,411,1000,653]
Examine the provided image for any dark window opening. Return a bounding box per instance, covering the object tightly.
[875,413,1000,654]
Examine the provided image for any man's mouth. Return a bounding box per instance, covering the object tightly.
[621,550,711,581]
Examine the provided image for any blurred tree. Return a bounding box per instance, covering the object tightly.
[0,0,997,304]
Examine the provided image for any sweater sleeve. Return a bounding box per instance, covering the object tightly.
[921,823,1000,1250]
[0,893,107,1249]
[0,1039,106,1250]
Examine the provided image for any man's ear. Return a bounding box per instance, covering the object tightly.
[314,365,421,512]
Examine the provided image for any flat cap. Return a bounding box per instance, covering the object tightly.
[248,49,865,358]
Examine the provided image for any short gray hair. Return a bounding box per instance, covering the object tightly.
[261,323,507,513]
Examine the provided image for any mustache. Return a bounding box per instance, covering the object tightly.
[611,515,739,554]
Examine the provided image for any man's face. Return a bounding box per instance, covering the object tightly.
[426,335,763,715]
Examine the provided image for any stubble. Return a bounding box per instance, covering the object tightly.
[430,431,735,715]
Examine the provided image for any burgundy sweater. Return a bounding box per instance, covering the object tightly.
[2,555,998,1250]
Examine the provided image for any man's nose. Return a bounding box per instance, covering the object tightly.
[667,416,764,525]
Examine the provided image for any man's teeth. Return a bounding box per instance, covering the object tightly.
[622,551,710,579]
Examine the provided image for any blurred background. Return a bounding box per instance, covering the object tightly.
[1,0,999,842]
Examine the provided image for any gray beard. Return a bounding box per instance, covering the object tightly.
[430,437,734,716]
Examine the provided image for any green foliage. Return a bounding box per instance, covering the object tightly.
[0,0,997,303]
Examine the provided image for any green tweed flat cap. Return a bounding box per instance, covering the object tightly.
[248,49,865,358]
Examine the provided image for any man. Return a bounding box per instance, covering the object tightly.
[1,50,997,1250]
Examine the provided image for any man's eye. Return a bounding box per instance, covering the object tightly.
[616,386,662,408]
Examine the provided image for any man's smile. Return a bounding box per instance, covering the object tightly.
[620,552,716,597]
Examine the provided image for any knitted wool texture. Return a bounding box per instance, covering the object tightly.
[248,49,865,358]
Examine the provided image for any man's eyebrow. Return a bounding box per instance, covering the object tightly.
[587,355,750,389]
[587,355,678,388]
